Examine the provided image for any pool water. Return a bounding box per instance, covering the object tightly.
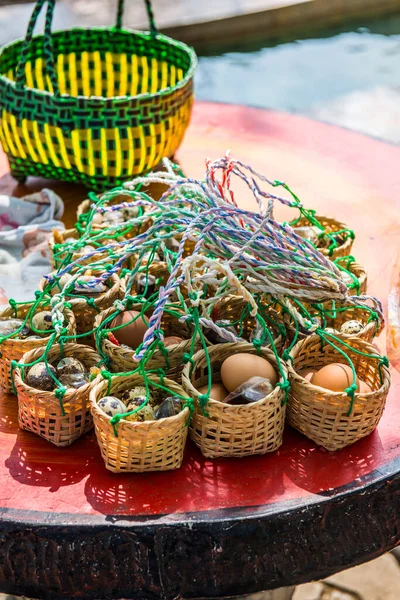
[195,14,400,142]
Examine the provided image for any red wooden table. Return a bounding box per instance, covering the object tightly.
[0,102,400,600]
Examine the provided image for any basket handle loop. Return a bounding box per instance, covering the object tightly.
[15,0,59,95]
[115,0,157,33]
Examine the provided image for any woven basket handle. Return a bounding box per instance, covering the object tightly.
[15,0,59,94]
[115,0,157,32]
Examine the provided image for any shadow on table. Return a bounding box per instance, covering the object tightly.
[5,428,96,492]
[0,391,19,434]
[84,438,286,518]
[283,425,385,495]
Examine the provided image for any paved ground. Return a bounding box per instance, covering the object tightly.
[1,0,400,48]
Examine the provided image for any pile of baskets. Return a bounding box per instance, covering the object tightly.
[1,200,390,474]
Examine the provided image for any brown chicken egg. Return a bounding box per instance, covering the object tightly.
[110,310,149,349]
[359,380,372,394]
[297,368,315,382]
[164,336,184,348]
[311,363,360,392]
[220,353,278,393]
[198,383,228,402]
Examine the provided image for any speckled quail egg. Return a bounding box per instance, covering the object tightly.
[50,274,73,296]
[121,386,155,422]
[155,397,183,419]
[59,372,89,390]
[125,400,156,422]
[31,311,53,334]
[121,386,148,405]
[340,319,364,335]
[56,357,86,376]
[25,362,56,391]
[97,396,127,417]
[0,318,31,338]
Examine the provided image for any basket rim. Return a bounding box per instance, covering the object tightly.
[287,333,391,397]
[0,305,75,346]
[0,26,197,103]
[90,372,190,427]
[13,342,103,401]
[39,273,120,308]
[182,342,287,410]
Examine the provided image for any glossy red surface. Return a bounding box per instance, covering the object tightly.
[0,102,399,519]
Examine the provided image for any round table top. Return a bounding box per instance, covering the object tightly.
[0,102,400,600]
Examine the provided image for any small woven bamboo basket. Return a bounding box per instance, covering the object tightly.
[335,258,367,295]
[278,296,383,344]
[14,343,102,446]
[120,260,170,296]
[49,228,133,271]
[182,342,288,458]
[293,215,354,259]
[39,273,121,345]
[0,303,75,393]
[0,0,196,190]
[90,373,190,472]
[94,303,198,379]
[322,297,383,342]
[209,295,284,353]
[76,195,150,240]
[287,334,391,451]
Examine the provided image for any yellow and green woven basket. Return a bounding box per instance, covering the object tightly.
[0,0,197,190]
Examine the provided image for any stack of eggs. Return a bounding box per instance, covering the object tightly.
[25,356,91,391]
[0,310,55,340]
[198,353,278,405]
[298,363,371,393]
[97,388,184,421]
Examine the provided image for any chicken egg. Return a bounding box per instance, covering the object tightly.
[110,310,149,349]
[311,363,360,392]
[220,353,278,393]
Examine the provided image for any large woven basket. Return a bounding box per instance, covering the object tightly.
[292,215,354,259]
[209,295,284,354]
[0,0,197,191]
[39,273,121,345]
[287,334,390,451]
[90,372,190,472]
[14,343,101,446]
[0,303,75,393]
[94,303,199,379]
[182,342,287,458]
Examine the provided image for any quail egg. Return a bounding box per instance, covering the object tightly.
[340,320,364,335]
[97,396,127,417]
[25,362,56,391]
[31,311,53,334]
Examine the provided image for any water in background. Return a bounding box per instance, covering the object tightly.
[196,15,400,142]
